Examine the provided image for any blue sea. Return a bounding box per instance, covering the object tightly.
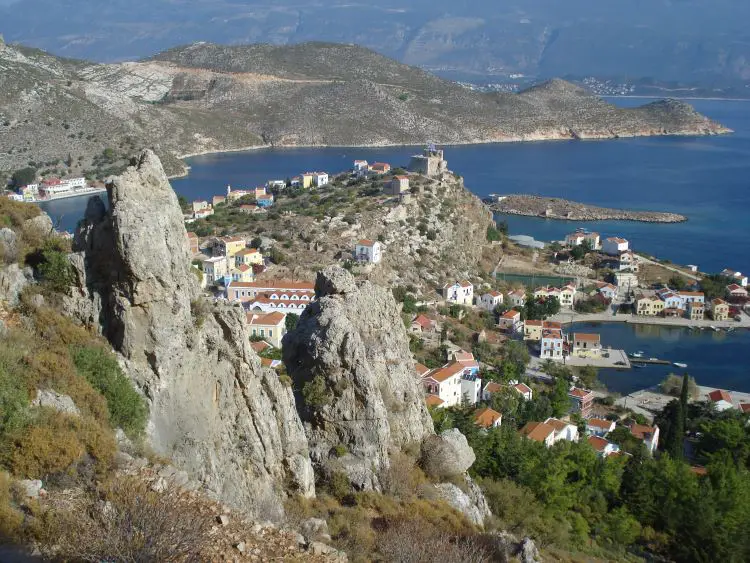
[40,97,750,394]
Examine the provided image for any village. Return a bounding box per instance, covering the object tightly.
[173,146,750,467]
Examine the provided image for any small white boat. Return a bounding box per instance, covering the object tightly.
[630,351,644,358]
[649,357,659,361]
[673,362,688,369]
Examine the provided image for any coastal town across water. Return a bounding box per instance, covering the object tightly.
[157,147,750,463]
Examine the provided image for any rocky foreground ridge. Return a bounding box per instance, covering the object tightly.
[489,194,688,223]
[0,41,730,178]
[61,150,491,529]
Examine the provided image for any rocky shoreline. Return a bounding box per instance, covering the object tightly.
[486,194,687,223]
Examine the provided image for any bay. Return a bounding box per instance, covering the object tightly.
[569,321,750,396]
[45,99,749,276]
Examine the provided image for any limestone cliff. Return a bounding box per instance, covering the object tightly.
[64,150,314,519]
[283,266,435,490]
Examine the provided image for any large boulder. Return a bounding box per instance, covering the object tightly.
[0,263,32,306]
[420,428,476,480]
[284,266,435,489]
[64,151,314,519]
[32,389,80,416]
[0,227,18,261]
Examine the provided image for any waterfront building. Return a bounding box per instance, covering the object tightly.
[686,301,705,321]
[369,162,391,174]
[571,333,602,358]
[727,284,748,299]
[636,294,665,316]
[711,298,730,321]
[226,279,315,303]
[541,328,564,360]
[596,282,617,300]
[602,237,629,256]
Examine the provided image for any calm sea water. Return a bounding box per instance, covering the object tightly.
[570,322,750,396]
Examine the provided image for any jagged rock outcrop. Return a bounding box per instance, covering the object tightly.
[32,389,80,416]
[0,263,31,306]
[283,266,435,490]
[63,150,314,519]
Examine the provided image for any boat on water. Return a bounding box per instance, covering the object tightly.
[633,364,646,369]
[673,362,688,368]
[630,351,644,358]
[649,357,659,361]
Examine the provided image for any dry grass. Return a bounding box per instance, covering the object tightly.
[37,476,213,562]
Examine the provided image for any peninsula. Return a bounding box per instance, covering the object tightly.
[0,41,731,181]
[486,194,687,223]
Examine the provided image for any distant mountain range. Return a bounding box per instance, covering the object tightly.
[1,0,750,93]
[0,41,729,181]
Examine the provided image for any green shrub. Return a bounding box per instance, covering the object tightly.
[302,375,332,408]
[333,444,348,458]
[326,471,351,501]
[71,346,148,437]
[38,249,73,292]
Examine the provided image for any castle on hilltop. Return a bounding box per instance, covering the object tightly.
[409,144,448,177]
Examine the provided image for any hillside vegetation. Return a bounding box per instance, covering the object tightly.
[0,41,728,182]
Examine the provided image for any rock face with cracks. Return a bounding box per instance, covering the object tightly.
[284,266,435,490]
[63,150,314,519]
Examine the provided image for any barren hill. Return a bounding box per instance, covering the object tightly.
[0,41,729,180]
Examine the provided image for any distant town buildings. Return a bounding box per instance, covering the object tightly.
[443,281,474,306]
[354,240,383,264]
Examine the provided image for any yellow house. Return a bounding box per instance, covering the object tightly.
[523,320,543,341]
[230,264,255,283]
[636,295,665,316]
[215,236,247,260]
[712,298,730,321]
[247,312,287,349]
[301,173,316,189]
[235,248,264,267]
[572,333,602,358]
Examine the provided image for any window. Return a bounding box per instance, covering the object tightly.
[269,329,273,337]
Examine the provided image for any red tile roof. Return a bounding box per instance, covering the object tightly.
[569,387,593,400]
[425,395,444,407]
[708,389,733,403]
[520,421,555,443]
[247,312,286,326]
[415,363,431,377]
[587,435,610,452]
[425,361,464,383]
[573,333,600,343]
[484,381,503,394]
[412,314,433,329]
[474,408,502,429]
[587,418,614,430]
[739,403,750,414]
[514,383,532,395]
[629,423,657,440]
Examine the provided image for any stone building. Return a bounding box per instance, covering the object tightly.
[409,146,448,177]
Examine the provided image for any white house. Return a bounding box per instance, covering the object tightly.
[587,436,620,458]
[506,289,527,308]
[477,291,503,312]
[602,237,629,256]
[314,172,329,187]
[617,250,639,272]
[596,282,617,301]
[353,160,369,174]
[354,239,383,263]
[512,382,533,401]
[520,417,578,447]
[559,283,577,308]
[727,284,748,298]
[202,256,228,285]
[421,361,480,408]
[498,310,522,333]
[541,328,564,361]
[443,281,474,306]
[474,407,503,429]
[721,269,748,287]
[708,389,735,411]
[585,418,616,437]
[629,424,660,455]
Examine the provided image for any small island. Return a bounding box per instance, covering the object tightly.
[486,194,687,223]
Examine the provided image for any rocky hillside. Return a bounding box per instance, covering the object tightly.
[0,40,729,180]
[57,150,493,530]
